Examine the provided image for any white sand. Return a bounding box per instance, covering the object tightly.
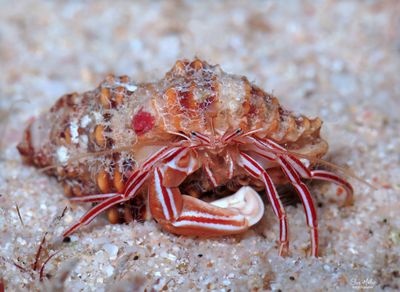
[0,1,399,291]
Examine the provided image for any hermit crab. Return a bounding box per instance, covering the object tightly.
[17,59,353,257]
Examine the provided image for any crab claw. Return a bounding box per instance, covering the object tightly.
[210,186,264,226]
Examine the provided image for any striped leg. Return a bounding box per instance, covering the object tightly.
[278,156,319,256]
[63,194,126,237]
[242,136,353,256]
[283,155,354,206]
[310,170,354,206]
[63,146,188,237]
[63,170,150,237]
[239,152,290,256]
[68,193,119,203]
[204,163,218,188]
[253,136,354,207]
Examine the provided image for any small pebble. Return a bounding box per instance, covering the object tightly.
[222,279,231,285]
[103,243,119,260]
[104,265,114,277]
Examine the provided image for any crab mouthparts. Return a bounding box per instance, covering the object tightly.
[210,186,265,226]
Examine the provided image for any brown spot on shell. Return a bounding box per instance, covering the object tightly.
[190,59,203,70]
[63,183,73,197]
[100,87,111,109]
[64,127,71,145]
[107,207,120,224]
[114,86,124,106]
[72,185,82,197]
[93,125,106,147]
[123,205,134,223]
[97,170,110,193]
[105,74,116,84]
[56,166,65,176]
[171,60,186,75]
[113,169,125,193]
[119,75,129,83]
[65,93,79,107]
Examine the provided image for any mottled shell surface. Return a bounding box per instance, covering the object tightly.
[17,59,327,199]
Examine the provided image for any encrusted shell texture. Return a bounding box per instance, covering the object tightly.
[17,59,327,198]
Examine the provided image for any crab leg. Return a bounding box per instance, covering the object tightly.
[63,146,188,237]
[63,170,150,237]
[63,169,150,237]
[284,155,354,206]
[277,155,319,256]
[239,152,290,256]
[63,194,126,237]
[245,138,319,256]
[253,137,354,206]
[309,170,354,206]
[68,193,119,203]
[204,163,218,188]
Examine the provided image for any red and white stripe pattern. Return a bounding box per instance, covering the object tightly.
[153,168,179,220]
[63,169,151,237]
[142,146,186,171]
[253,136,354,206]
[221,128,243,144]
[123,170,149,198]
[162,148,198,175]
[68,192,119,203]
[204,163,218,188]
[149,153,249,235]
[63,194,126,237]
[254,136,351,183]
[190,131,211,145]
[63,146,187,237]
[277,155,319,256]
[310,170,354,205]
[239,151,289,255]
[172,210,246,232]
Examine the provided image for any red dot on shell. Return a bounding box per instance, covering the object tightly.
[132,109,155,135]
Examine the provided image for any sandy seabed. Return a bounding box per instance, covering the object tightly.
[0,1,399,291]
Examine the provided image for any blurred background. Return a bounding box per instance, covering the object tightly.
[1,1,399,120]
[0,1,399,291]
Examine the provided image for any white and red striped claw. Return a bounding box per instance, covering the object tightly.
[210,186,264,226]
[148,167,264,237]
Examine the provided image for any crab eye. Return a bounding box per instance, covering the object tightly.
[235,128,242,134]
[191,131,198,137]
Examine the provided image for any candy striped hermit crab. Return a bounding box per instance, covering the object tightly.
[17,59,353,257]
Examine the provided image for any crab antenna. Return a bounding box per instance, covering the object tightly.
[190,131,211,145]
[242,128,264,137]
[167,130,191,141]
[222,128,243,143]
[209,117,216,146]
